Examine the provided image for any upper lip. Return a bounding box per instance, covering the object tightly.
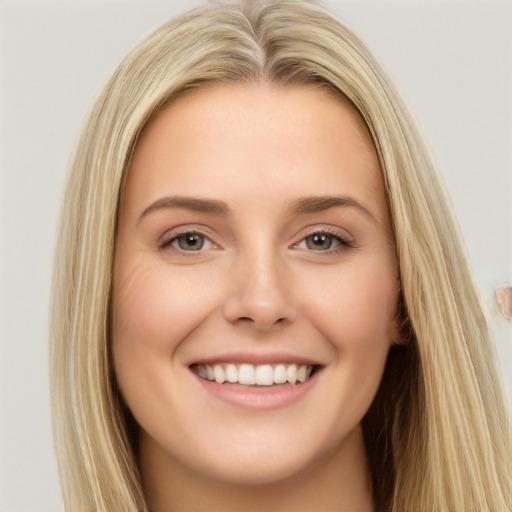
[188,351,324,367]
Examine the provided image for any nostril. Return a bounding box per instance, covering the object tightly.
[235,316,287,329]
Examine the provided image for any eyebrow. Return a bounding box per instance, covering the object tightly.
[137,194,376,224]
[138,196,229,224]
[288,195,377,222]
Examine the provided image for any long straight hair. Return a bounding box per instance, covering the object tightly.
[50,1,512,510]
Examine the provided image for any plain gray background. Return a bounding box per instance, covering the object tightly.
[1,1,511,510]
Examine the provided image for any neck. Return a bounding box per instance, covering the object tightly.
[140,426,374,512]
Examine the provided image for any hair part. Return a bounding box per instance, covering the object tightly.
[50,1,512,511]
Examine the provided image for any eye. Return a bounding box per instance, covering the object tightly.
[304,233,338,250]
[174,233,207,251]
[160,230,215,252]
[294,229,352,253]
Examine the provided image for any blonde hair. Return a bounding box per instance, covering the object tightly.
[50,1,512,510]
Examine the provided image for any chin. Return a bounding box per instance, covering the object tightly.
[200,451,315,486]
[176,422,357,488]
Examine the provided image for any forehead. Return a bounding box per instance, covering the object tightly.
[122,83,389,228]
[134,83,376,169]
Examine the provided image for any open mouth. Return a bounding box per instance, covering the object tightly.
[191,363,319,387]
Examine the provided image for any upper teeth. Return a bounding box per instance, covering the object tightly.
[193,363,314,386]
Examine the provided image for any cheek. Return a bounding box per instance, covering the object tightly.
[111,256,227,434]
[318,273,396,436]
[301,258,398,413]
[113,258,218,354]
[111,257,223,410]
[305,257,398,348]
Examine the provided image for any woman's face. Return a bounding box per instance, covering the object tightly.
[113,84,399,486]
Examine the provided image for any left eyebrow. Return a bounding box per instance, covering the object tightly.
[288,195,377,223]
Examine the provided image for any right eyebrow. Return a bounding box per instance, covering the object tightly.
[137,196,230,225]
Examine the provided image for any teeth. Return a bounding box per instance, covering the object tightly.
[239,364,256,385]
[274,364,287,384]
[255,365,273,386]
[297,364,307,383]
[286,364,297,384]
[213,365,226,384]
[193,362,315,386]
[225,363,238,383]
[196,364,207,379]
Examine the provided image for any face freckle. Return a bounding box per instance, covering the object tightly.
[112,84,399,490]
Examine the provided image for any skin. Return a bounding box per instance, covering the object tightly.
[113,84,399,512]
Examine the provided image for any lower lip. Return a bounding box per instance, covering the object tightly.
[192,370,320,410]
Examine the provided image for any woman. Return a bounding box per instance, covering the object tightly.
[50,1,511,511]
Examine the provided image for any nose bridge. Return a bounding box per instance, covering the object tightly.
[222,240,296,330]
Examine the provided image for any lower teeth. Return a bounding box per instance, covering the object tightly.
[208,378,306,386]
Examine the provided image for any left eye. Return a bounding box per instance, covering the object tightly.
[296,232,347,251]
[305,233,336,250]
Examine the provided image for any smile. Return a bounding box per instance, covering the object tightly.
[192,363,316,386]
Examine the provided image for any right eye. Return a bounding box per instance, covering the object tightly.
[172,233,207,251]
[160,230,216,253]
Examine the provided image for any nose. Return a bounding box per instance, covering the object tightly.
[222,248,297,331]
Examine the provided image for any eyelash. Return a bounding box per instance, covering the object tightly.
[159,227,353,255]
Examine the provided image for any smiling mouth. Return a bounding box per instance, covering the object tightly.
[191,363,318,386]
